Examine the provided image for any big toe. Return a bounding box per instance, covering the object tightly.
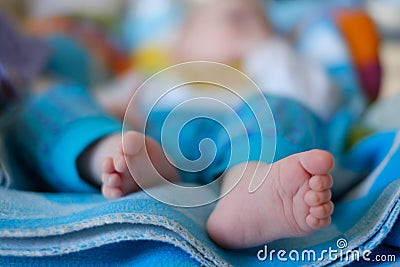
[122,131,145,155]
[299,150,334,175]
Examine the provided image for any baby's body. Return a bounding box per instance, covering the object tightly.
[78,0,334,248]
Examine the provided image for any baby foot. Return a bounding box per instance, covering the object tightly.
[101,131,178,199]
[206,149,334,249]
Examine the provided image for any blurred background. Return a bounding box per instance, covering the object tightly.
[0,0,399,189]
[0,0,399,95]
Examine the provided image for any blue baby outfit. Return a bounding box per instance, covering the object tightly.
[10,84,121,192]
[145,94,328,184]
[11,83,334,191]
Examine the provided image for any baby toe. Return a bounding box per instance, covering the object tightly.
[310,201,334,219]
[102,157,115,173]
[305,190,332,206]
[306,214,332,230]
[309,174,333,192]
[102,185,123,199]
[114,153,129,173]
[102,173,122,187]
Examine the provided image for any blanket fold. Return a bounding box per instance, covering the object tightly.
[1,131,400,266]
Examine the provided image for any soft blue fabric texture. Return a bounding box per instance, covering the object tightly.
[146,95,330,185]
[1,130,399,266]
[219,95,328,165]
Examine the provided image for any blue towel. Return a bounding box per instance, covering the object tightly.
[1,131,400,266]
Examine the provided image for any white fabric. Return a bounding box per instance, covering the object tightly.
[243,37,341,121]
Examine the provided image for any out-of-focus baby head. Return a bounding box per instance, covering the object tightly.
[174,0,271,64]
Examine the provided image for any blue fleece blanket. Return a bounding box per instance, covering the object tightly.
[1,131,400,266]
